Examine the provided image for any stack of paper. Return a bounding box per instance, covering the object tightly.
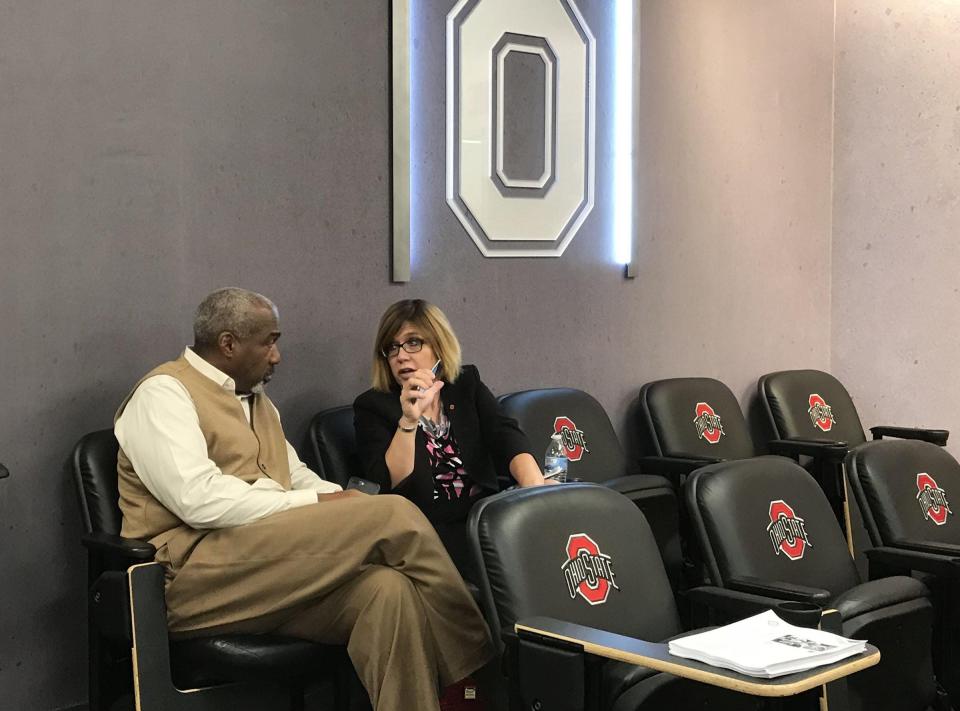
[668,610,866,678]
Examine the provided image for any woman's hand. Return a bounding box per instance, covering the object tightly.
[399,368,444,424]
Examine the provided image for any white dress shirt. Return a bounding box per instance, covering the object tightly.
[115,347,341,529]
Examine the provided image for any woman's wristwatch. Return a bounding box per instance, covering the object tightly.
[397,419,418,433]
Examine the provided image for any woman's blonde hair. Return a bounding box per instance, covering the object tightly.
[371,299,462,392]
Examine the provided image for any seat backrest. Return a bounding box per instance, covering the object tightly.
[468,483,681,649]
[848,439,960,549]
[687,457,860,597]
[497,388,624,482]
[759,369,866,446]
[73,429,122,536]
[637,378,757,461]
[308,406,358,488]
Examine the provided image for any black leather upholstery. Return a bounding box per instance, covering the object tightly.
[308,405,358,487]
[468,484,759,710]
[497,388,682,589]
[687,457,937,711]
[759,370,867,446]
[170,635,345,687]
[74,429,348,710]
[73,431,124,536]
[848,439,960,550]
[638,378,757,461]
[688,457,860,596]
[846,438,960,703]
[498,388,632,482]
[830,575,930,621]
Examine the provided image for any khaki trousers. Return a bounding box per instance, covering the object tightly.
[157,494,494,711]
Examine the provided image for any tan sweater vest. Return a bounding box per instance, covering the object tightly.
[116,355,291,565]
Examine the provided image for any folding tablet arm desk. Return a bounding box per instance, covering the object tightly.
[515,616,879,711]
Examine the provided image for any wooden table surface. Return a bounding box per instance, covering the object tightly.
[516,616,880,698]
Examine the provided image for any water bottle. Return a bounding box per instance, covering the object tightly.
[543,433,569,483]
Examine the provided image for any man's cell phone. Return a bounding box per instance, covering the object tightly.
[345,476,380,495]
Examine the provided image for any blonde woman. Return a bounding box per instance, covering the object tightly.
[354,299,546,580]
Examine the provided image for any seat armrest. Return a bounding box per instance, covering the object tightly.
[865,545,960,578]
[891,539,960,557]
[639,455,720,480]
[831,576,930,621]
[767,438,848,461]
[869,426,949,446]
[82,532,156,561]
[727,575,832,603]
[684,585,788,619]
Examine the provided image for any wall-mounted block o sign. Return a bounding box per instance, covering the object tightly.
[447,0,595,257]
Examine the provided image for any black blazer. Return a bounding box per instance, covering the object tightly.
[353,365,533,504]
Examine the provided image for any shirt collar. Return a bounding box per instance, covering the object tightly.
[183,347,265,396]
[183,347,238,394]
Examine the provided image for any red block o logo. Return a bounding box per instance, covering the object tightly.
[916,473,952,526]
[767,500,812,561]
[807,393,835,432]
[562,533,619,605]
[693,402,725,445]
[553,416,589,462]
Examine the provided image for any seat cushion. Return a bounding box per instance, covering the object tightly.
[601,626,725,707]
[602,659,659,709]
[171,634,348,687]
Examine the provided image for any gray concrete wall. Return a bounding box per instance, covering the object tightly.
[832,0,960,453]
[0,1,835,708]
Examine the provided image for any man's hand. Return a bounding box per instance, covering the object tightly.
[317,490,367,503]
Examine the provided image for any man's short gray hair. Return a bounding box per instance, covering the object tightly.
[193,287,276,349]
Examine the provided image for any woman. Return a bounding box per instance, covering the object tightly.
[354,299,546,581]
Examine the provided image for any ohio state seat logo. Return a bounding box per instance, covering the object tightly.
[562,533,619,605]
[916,473,953,526]
[693,402,725,444]
[554,416,589,462]
[807,394,836,432]
[767,500,813,560]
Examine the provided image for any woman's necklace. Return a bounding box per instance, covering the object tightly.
[419,403,450,438]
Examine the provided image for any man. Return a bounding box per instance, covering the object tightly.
[115,287,493,711]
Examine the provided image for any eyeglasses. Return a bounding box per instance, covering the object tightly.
[381,337,425,359]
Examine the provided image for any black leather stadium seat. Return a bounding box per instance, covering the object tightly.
[847,439,960,703]
[468,483,764,711]
[308,405,358,487]
[687,456,938,711]
[638,377,758,473]
[759,369,949,573]
[758,369,948,449]
[497,388,682,591]
[72,430,349,711]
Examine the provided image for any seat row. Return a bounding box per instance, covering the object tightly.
[70,368,959,711]
[310,368,959,710]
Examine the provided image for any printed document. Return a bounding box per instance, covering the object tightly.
[668,610,866,678]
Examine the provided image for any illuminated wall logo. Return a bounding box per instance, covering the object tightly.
[446,0,596,257]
